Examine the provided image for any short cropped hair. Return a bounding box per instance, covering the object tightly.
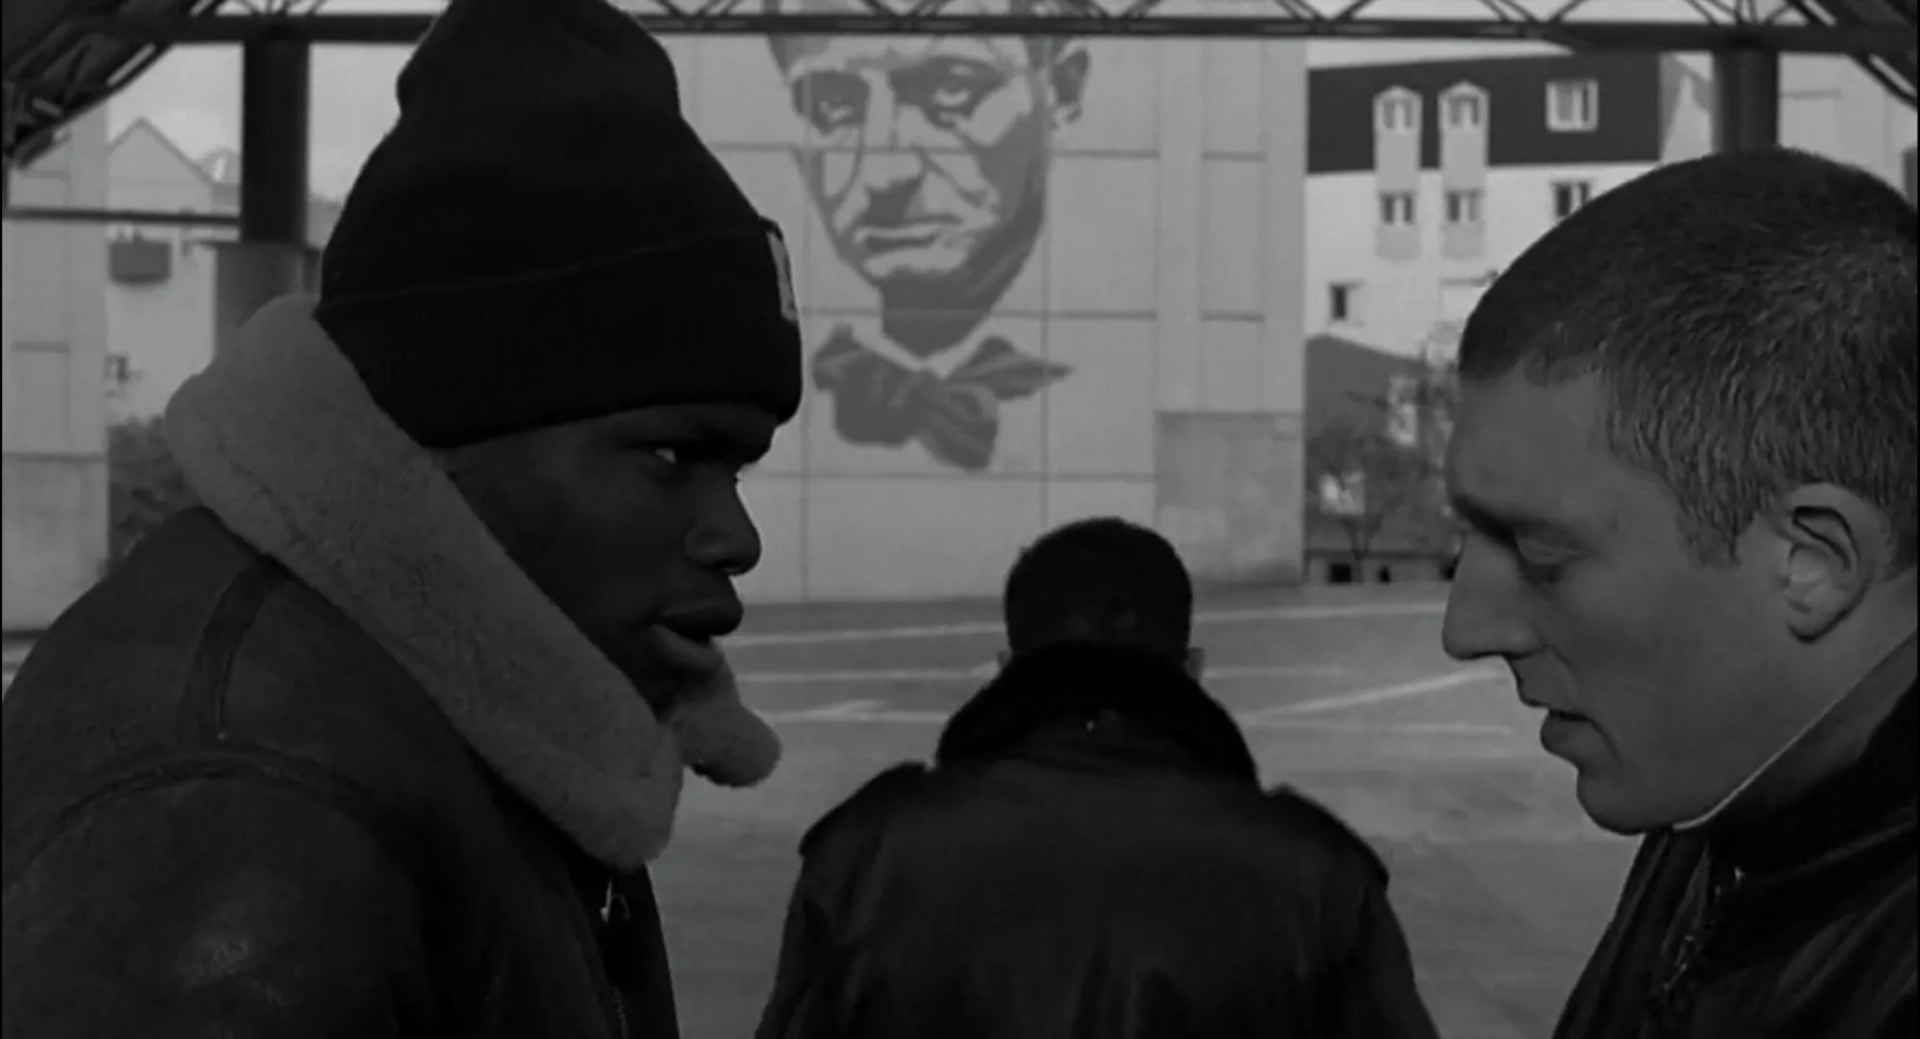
[1460,147,1917,567]
[1002,517,1193,661]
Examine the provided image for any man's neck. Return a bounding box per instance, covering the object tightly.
[1680,620,1916,841]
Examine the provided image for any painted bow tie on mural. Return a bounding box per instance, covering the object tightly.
[812,327,1071,473]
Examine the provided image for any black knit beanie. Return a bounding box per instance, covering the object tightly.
[313,0,802,448]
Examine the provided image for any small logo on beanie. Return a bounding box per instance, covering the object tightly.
[768,228,798,327]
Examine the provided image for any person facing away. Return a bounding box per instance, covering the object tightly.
[1444,147,1916,1039]
[1,0,801,1035]
[755,517,1442,1039]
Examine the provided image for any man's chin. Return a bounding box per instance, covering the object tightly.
[1573,772,1666,837]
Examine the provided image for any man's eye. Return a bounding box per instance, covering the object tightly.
[929,82,983,113]
[801,74,866,133]
[1515,544,1572,583]
[642,446,689,471]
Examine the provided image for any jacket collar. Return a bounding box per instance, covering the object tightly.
[162,294,781,869]
[935,642,1259,784]
[1707,633,1916,874]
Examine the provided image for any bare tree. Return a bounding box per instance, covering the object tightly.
[1307,356,1459,573]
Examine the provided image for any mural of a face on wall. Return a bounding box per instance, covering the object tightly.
[767,0,1090,472]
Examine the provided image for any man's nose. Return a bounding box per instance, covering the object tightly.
[685,489,762,578]
[857,150,927,193]
[1440,542,1530,662]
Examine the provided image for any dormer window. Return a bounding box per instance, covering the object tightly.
[1375,87,1421,134]
[1547,79,1600,133]
[1441,83,1487,131]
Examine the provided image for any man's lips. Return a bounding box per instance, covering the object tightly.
[655,602,744,642]
[646,602,743,676]
[855,222,955,249]
[648,625,726,676]
[1523,701,1592,725]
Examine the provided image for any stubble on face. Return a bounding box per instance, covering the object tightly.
[1445,373,1801,834]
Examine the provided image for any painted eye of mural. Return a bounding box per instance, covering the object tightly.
[898,59,1000,122]
[800,72,868,134]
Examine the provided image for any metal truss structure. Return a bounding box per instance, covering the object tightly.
[5,0,1917,166]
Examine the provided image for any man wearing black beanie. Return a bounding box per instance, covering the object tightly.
[1,0,799,1035]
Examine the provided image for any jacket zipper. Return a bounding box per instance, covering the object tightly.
[1641,857,1742,1039]
[602,878,632,1038]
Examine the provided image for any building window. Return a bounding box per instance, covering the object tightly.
[1444,189,1484,225]
[104,354,131,386]
[1552,179,1594,220]
[1329,281,1364,323]
[1547,79,1600,133]
[1441,85,1486,131]
[1375,88,1420,134]
[1379,191,1417,227]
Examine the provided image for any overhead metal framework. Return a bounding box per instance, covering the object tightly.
[5,0,1917,166]
[63,0,1920,50]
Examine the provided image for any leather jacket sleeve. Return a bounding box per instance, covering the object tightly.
[754,870,834,1039]
[1323,876,1444,1039]
[1875,988,1915,1039]
[2,772,436,1038]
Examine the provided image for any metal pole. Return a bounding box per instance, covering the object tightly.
[218,38,313,356]
[239,38,310,246]
[1713,49,1781,152]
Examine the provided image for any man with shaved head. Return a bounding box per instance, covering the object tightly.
[1444,148,1916,1039]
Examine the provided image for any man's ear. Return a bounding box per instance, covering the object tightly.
[997,648,1010,672]
[1767,484,1890,641]
[1048,42,1090,128]
[1184,645,1206,681]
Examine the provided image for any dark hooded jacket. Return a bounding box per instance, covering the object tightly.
[755,643,1442,1039]
[2,297,785,1038]
[1553,635,1917,1039]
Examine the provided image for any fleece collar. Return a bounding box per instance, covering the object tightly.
[936,643,1259,784]
[163,294,781,869]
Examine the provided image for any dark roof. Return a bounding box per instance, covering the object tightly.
[4,0,1914,168]
[1306,52,1674,174]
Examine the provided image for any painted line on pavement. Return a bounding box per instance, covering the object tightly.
[727,600,1444,648]
[763,699,1509,737]
[738,663,1343,686]
[1239,718,1512,736]
[1238,668,1507,720]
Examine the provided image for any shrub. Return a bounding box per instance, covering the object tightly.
[107,416,198,564]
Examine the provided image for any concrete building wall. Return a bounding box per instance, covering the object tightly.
[2,108,111,632]
[1777,55,1918,190]
[666,29,1308,601]
[103,120,224,423]
[102,120,339,423]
